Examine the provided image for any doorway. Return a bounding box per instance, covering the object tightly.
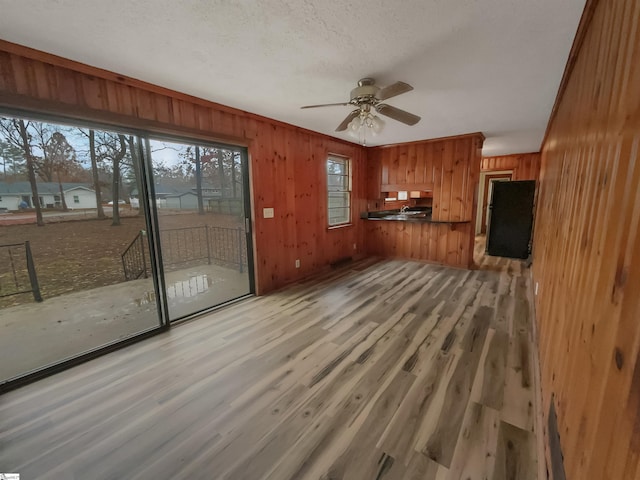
[486,180,536,259]
[476,171,513,234]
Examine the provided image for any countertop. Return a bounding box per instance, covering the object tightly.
[363,209,471,224]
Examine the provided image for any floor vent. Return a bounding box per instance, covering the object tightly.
[330,256,353,268]
[548,395,567,480]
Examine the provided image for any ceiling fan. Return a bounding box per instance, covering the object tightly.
[301,78,421,132]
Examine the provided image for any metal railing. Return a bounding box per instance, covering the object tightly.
[0,241,43,302]
[121,225,246,280]
[159,226,211,268]
[121,231,148,281]
[203,225,246,272]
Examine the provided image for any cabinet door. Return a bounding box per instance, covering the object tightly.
[367,150,382,199]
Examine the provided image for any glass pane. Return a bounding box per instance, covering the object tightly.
[328,207,350,225]
[148,139,251,320]
[327,174,349,190]
[328,191,350,208]
[327,158,346,175]
[0,115,161,382]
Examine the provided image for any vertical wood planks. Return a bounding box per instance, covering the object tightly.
[533,0,640,478]
[364,222,477,269]
[481,153,541,181]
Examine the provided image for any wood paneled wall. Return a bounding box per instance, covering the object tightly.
[366,134,483,268]
[0,41,367,295]
[481,152,541,181]
[366,221,475,268]
[532,0,640,478]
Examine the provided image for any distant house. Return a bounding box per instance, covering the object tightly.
[0,181,97,211]
[130,184,222,210]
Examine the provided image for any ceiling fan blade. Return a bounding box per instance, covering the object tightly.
[336,110,360,132]
[375,104,421,126]
[301,102,350,109]
[377,81,413,101]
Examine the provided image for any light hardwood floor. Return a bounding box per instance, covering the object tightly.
[0,246,539,479]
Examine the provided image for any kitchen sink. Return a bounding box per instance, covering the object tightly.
[367,210,430,221]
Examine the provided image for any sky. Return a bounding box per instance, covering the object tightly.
[1,115,194,170]
[1,114,245,184]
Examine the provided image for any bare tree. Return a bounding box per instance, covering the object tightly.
[88,130,106,219]
[195,147,204,214]
[30,122,55,183]
[177,145,205,214]
[0,118,44,226]
[45,131,77,211]
[200,147,239,198]
[17,120,44,225]
[126,135,145,217]
[0,139,24,180]
[94,132,127,226]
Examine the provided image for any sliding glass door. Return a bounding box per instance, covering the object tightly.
[148,138,252,321]
[0,110,254,387]
[0,114,161,383]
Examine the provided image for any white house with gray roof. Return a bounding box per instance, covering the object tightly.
[0,182,97,211]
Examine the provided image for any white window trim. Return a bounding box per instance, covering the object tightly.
[326,154,352,227]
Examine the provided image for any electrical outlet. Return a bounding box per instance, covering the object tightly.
[535,282,539,295]
[295,259,300,268]
[263,207,274,218]
[353,243,357,250]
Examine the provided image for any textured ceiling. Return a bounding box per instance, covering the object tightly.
[0,0,585,155]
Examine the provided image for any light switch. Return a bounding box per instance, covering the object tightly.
[263,207,274,218]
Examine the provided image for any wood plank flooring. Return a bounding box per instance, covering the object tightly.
[0,249,539,479]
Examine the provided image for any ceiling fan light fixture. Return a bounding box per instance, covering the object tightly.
[301,78,417,143]
[347,111,384,144]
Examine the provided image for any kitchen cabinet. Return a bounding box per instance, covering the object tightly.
[365,133,484,268]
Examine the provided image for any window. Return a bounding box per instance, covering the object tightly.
[327,155,351,226]
[73,195,79,204]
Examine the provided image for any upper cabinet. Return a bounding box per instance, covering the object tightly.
[373,143,435,193]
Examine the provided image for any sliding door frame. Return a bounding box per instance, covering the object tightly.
[0,107,255,393]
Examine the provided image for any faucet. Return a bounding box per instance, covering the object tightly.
[400,205,409,213]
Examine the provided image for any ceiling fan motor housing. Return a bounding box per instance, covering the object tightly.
[350,78,380,104]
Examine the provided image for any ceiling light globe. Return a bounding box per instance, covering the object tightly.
[371,115,385,135]
[347,116,363,138]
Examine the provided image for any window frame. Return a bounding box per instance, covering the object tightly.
[326,154,352,227]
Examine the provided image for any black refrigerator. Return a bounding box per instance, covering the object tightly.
[486,180,536,259]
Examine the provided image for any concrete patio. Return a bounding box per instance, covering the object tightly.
[0,264,250,382]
